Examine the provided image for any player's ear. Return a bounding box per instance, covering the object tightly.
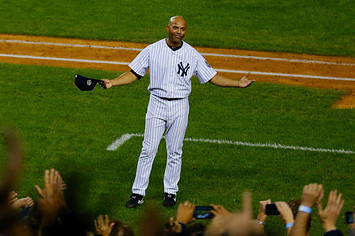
[165,25,170,32]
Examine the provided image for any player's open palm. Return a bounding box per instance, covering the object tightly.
[239,72,255,88]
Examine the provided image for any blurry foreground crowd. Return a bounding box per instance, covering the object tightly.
[1,128,354,236]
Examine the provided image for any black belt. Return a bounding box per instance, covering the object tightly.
[159,97,184,101]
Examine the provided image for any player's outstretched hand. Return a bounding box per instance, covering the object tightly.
[101,79,113,89]
[239,72,255,88]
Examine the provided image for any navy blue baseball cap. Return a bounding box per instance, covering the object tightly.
[75,74,103,91]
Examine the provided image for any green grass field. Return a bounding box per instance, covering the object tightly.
[0,0,354,56]
[0,63,354,235]
[0,0,355,234]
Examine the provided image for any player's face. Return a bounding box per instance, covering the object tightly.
[166,17,187,47]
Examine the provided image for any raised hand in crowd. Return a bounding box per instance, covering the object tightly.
[94,214,115,236]
[34,168,68,226]
[165,200,196,234]
[317,190,344,235]
[8,191,34,209]
[289,183,324,236]
[255,199,271,229]
[275,201,295,235]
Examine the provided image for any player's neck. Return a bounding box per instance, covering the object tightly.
[166,38,182,47]
[165,38,183,51]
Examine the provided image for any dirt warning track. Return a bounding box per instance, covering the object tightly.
[0,34,354,108]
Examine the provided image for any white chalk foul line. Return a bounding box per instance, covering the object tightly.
[215,69,355,82]
[1,54,354,81]
[0,39,143,51]
[1,39,354,66]
[0,53,129,65]
[106,133,143,151]
[107,133,355,154]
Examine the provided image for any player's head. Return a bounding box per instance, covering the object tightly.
[166,16,187,47]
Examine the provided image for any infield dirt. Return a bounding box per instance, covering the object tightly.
[1,34,354,108]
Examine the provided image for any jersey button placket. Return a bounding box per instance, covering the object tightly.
[168,52,177,96]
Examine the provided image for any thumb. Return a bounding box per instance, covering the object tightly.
[109,222,115,230]
[243,72,250,80]
[34,185,44,198]
[169,217,174,226]
[317,201,324,215]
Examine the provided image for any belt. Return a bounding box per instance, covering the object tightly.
[161,97,184,101]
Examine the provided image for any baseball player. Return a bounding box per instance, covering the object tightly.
[101,16,255,208]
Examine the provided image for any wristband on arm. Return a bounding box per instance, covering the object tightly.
[255,220,265,225]
[298,205,312,214]
[285,222,294,229]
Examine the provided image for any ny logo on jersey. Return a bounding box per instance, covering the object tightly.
[177,62,190,77]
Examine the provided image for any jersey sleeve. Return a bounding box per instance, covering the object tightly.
[194,52,217,84]
[129,46,150,77]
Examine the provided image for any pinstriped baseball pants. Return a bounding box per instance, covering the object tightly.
[132,94,189,196]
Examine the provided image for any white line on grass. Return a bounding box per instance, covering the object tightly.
[1,39,354,66]
[0,54,129,65]
[107,133,355,154]
[1,54,354,81]
[215,69,355,81]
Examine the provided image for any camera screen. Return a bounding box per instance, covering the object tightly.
[265,204,280,215]
[346,212,354,224]
[193,206,214,219]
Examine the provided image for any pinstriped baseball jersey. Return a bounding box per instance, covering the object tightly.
[129,39,217,98]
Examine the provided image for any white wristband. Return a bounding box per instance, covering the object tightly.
[298,205,312,214]
[255,220,265,225]
[285,222,294,229]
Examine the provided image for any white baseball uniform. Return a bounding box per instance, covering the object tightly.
[129,38,217,196]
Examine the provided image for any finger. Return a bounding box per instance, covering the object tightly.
[8,191,17,198]
[317,200,324,214]
[317,184,323,193]
[338,199,345,213]
[242,191,252,219]
[211,210,218,215]
[318,189,324,204]
[275,202,282,209]
[34,185,44,198]
[328,190,336,203]
[98,215,103,225]
[169,217,174,227]
[105,214,110,225]
[244,72,250,79]
[44,169,49,189]
[336,193,343,205]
